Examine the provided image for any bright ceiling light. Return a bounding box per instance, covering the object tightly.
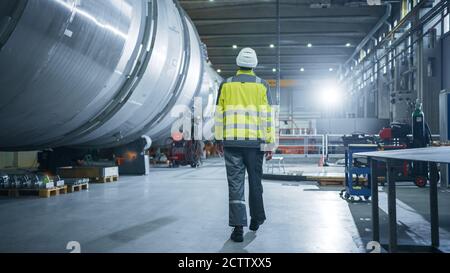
[232,45,238,49]
[270,44,275,48]
[307,43,312,48]
[272,68,277,72]
[217,69,221,73]
[300,67,305,72]
[346,43,351,47]
[317,81,342,109]
[329,68,334,72]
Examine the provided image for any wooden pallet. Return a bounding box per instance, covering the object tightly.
[316,178,345,186]
[66,183,89,193]
[306,175,345,186]
[90,175,118,183]
[0,186,67,198]
[39,186,68,198]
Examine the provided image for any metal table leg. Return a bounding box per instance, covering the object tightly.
[370,158,380,243]
[386,160,397,253]
[429,162,440,248]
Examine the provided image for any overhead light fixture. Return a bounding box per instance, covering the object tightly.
[329,68,334,72]
[272,68,277,72]
[346,43,351,47]
[300,67,305,72]
[217,69,221,73]
[232,45,238,49]
[270,44,275,48]
[307,43,312,48]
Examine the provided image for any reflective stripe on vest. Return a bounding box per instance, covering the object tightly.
[215,70,275,143]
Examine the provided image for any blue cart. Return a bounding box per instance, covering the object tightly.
[340,144,378,202]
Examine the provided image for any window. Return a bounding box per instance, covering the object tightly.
[445,10,449,34]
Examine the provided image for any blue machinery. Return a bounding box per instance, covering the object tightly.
[340,144,378,201]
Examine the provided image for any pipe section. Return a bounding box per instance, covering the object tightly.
[0,0,220,150]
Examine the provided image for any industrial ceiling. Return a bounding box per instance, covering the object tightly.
[180,0,387,82]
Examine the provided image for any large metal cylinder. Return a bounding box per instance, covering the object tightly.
[0,0,220,151]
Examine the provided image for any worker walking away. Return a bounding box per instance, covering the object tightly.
[215,47,276,242]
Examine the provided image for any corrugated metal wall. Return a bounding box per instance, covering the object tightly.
[422,30,443,134]
[443,34,450,90]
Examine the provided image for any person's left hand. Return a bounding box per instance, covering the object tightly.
[216,142,224,156]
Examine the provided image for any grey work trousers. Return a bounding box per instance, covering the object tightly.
[224,147,266,227]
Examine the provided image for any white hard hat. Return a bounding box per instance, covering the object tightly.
[236,47,258,68]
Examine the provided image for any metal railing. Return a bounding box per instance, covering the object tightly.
[277,133,325,158]
[275,132,441,159]
[325,134,346,158]
[279,128,317,136]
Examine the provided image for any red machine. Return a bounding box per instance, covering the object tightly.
[377,122,429,187]
[168,139,203,168]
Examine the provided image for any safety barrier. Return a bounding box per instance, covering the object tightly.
[275,132,441,159]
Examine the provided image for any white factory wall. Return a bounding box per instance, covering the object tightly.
[279,87,389,134]
[316,118,389,135]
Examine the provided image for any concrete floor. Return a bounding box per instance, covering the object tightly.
[0,158,449,253]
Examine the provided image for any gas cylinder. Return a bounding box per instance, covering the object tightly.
[412,100,427,148]
[411,100,428,187]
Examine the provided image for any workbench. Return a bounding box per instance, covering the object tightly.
[355,146,450,252]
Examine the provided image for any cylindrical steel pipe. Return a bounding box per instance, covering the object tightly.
[0,0,220,150]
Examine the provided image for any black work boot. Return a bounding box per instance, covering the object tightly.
[230,226,244,242]
[250,219,264,231]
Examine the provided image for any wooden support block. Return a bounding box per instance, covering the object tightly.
[90,175,119,183]
[67,183,89,193]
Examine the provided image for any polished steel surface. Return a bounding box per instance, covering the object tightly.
[355,146,450,164]
[0,0,220,150]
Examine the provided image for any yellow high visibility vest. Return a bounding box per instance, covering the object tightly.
[215,70,275,147]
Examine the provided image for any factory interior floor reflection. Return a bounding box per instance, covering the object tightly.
[0,158,449,253]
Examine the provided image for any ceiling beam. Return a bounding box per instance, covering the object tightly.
[208,53,349,58]
[180,1,385,12]
[206,44,356,49]
[192,15,380,25]
[213,62,342,67]
[201,31,366,39]
[212,60,341,64]
[203,37,364,47]
[220,68,334,71]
